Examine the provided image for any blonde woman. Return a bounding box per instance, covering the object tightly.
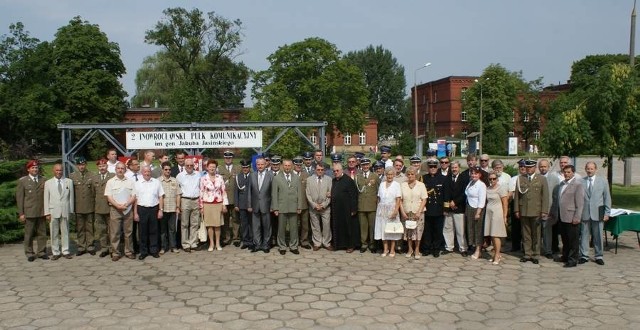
[199,160,228,251]
[400,168,428,259]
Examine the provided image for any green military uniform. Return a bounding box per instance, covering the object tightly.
[93,171,115,255]
[218,161,240,245]
[355,169,380,251]
[16,173,46,258]
[272,171,306,252]
[69,169,96,254]
[514,171,550,261]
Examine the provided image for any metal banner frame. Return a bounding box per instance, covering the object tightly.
[58,121,327,176]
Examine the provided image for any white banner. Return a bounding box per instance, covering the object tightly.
[508,137,518,155]
[126,130,263,149]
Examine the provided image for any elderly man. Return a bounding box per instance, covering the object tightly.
[580,162,612,266]
[16,160,47,261]
[491,159,511,186]
[421,158,450,257]
[539,158,560,259]
[439,156,451,177]
[345,155,359,179]
[444,161,468,257]
[104,162,137,261]
[69,156,96,256]
[479,154,492,173]
[514,159,549,264]
[330,163,360,253]
[218,150,240,247]
[93,159,115,258]
[134,165,164,260]
[247,157,274,253]
[106,148,121,174]
[45,163,74,260]
[306,163,333,250]
[176,158,201,252]
[235,160,253,250]
[272,159,304,255]
[141,150,156,172]
[356,158,380,253]
[550,165,584,268]
[158,161,179,254]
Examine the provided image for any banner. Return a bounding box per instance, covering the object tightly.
[126,130,263,149]
[508,137,518,155]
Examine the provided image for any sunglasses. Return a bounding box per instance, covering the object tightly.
[440,161,449,164]
[428,165,438,168]
[489,178,497,181]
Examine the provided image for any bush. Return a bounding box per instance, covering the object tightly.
[0,161,28,243]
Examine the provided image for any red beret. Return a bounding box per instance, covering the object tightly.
[26,160,38,169]
[96,158,108,166]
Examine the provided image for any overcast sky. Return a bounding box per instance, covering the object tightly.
[1,0,635,105]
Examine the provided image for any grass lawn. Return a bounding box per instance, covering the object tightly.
[612,184,640,210]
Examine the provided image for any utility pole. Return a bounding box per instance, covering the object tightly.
[624,0,636,187]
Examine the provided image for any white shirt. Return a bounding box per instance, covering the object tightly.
[135,178,164,207]
[465,180,487,208]
[107,160,121,174]
[176,171,201,198]
[497,172,511,187]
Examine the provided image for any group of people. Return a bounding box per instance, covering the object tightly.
[16,146,611,267]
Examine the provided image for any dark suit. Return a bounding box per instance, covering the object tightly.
[16,175,46,257]
[218,163,239,245]
[235,172,252,248]
[247,170,273,250]
[550,178,584,265]
[444,172,467,252]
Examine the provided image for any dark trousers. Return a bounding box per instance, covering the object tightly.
[560,221,580,265]
[138,205,159,256]
[238,209,253,247]
[551,223,560,253]
[159,211,177,251]
[509,199,522,251]
[24,217,47,257]
[422,215,445,252]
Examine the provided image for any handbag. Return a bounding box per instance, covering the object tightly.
[405,220,417,230]
[197,217,207,242]
[384,221,404,234]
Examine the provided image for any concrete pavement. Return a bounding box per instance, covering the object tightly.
[1,232,639,329]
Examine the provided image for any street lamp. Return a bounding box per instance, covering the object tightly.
[414,62,431,155]
[474,77,489,155]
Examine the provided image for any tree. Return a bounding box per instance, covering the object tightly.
[251,37,369,139]
[344,45,407,139]
[142,7,249,120]
[540,91,593,157]
[462,64,531,155]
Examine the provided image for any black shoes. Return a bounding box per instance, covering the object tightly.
[76,251,86,256]
[138,254,148,260]
[233,241,241,247]
[89,251,96,256]
[40,255,50,260]
[250,247,258,253]
[440,250,451,256]
[301,245,312,250]
[531,258,539,264]
[432,251,440,258]
[51,255,61,261]
[100,251,110,258]
[578,258,587,264]
[544,253,553,259]
[27,256,36,262]
[279,250,286,255]
[564,263,577,268]
[461,252,468,257]
[151,253,160,258]
[520,257,529,263]
[263,248,270,253]
[290,249,299,255]
[595,259,605,265]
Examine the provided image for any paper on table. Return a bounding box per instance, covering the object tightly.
[610,208,640,217]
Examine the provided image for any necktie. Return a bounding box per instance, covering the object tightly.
[180,166,184,173]
[101,174,105,181]
[227,165,231,172]
[528,175,532,182]
[33,177,38,184]
[258,172,263,190]
[134,173,138,181]
[453,175,457,183]
[286,174,291,186]
[364,172,368,179]
[57,179,62,194]
[588,177,593,194]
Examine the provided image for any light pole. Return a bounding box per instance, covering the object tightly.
[414,62,431,155]
[474,77,489,155]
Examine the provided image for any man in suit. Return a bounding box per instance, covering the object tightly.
[514,159,549,264]
[580,161,612,266]
[247,156,274,253]
[234,160,253,250]
[292,156,312,249]
[444,161,468,257]
[16,160,48,261]
[306,163,332,251]
[218,150,240,247]
[93,159,115,258]
[311,149,332,178]
[44,163,75,260]
[539,158,561,259]
[356,158,380,253]
[272,159,304,255]
[549,165,584,268]
[69,156,96,256]
[170,151,187,177]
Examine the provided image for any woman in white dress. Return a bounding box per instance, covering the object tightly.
[375,168,403,257]
[399,168,428,260]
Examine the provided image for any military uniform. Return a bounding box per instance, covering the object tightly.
[93,171,115,256]
[69,167,96,254]
[218,156,240,246]
[355,166,380,252]
[16,168,46,259]
[294,167,311,248]
[514,168,550,262]
[421,169,451,256]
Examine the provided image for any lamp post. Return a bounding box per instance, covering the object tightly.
[414,62,431,155]
[474,77,489,155]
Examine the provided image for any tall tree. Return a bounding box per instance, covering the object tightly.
[343,45,407,139]
[51,16,128,123]
[462,64,530,155]
[251,37,369,139]
[142,7,249,120]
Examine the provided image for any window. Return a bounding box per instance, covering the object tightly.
[422,95,426,105]
[343,132,351,145]
[534,130,540,140]
[523,113,529,122]
[461,87,468,101]
[461,111,467,122]
[461,130,468,139]
[358,132,366,145]
[509,131,515,137]
[310,132,317,144]
[433,91,438,103]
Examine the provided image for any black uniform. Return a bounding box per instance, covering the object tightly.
[421,172,451,256]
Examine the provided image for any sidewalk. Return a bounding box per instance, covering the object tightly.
[1,232,639,329]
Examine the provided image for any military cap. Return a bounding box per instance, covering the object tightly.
[373,160,385,169]
[410,155,422,163]
[354,152,365,159]
[223,150,234,158]
[302,151,313,160]
[270,155,282,164]
[517,159,526,167]
[331,154,343,162]
[292,156,303,165]
[75,156,87,164]
[426,158,439,166]
[240,159,251,168]
[524,159,537,167]
[380,145,392,153]
[360,158,372,165]
[26,159,39,169]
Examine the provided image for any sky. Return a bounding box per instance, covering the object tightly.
[0,0,635,106]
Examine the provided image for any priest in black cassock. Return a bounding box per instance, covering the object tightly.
[330,163,360,253]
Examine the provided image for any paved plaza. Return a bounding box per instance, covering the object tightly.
[1,232,639,329]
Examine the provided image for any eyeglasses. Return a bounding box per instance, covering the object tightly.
[440,161,449,164]
[480,159,489,162]
[489,178,497,181]
[428,165,438,168]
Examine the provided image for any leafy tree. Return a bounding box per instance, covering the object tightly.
[142,7,249,120]
[395,130,416,157]
[540,91,593,157]
[462,64,530,155]
[344,45,407,139]
[251,37,369,138]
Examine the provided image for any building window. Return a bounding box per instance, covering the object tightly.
[461,87,468,101]
[433,91,438,103]
[523,113,529,122]
[534,130,540,140]
[461,111,467,122]
[509,131,515,137]
[461,130,468,139]
[310,132,317,144]
[343,132,351,145]
[359,132,366,145]
[422,95,426,105]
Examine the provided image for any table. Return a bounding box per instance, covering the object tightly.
[604,213,640,254]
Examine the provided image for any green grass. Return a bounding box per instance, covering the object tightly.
[612,184,640,210]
